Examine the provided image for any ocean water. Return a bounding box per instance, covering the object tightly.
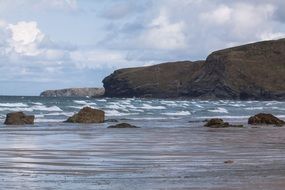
[0,96,285,189]
[0,96,284,126]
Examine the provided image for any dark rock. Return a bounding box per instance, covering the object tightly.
[4,112,34,125]
[204,118,243,128]
[248,113,285,126]
[103,39,285,100]
[204,119,229,128]
[108,123,139,128]
[66,107,105,123]
[224,160,234,164]
[40,87,105,97]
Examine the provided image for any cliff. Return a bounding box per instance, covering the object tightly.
[40,88,105,97]
[103,39,285,100]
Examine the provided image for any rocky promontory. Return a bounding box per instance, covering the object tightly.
[103,39,285,100]
[40,88,105,97]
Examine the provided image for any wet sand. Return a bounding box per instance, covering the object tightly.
[0,124,285,189]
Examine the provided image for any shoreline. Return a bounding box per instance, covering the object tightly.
[0,125,285,189]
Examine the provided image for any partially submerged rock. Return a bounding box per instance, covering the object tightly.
[4,112,34,125]
[66,107,105,123]
[248,113,285,126]
[204,118,243,128]
[108,123,139,128]
[224,160,234,164]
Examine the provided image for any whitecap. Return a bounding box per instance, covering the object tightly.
[96,99,107,102]
[105,110,138,117]
[244,107,264,110]
[73,100,88,104]
[230,103,246,107]
[44,112,74,116]
[208,107,229,113]
[130,109,144,112]
[162,111,191,116]
[271,107,285,111]
[35,114,45,118]
[106,103,129,112]
[265,101,281,106]
[193,103,203,108]
[31,102,43,105]
[141,104,166,110]
[160,100,177,106]
[0,107,33,112]
[73,100,97,106]
[32,105,62,112]
[0,103,28,107]
[35,118,64,123]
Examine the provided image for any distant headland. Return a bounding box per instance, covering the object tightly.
[40,88,104,98]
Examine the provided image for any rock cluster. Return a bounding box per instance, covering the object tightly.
[66,107,105,123]
[248,113,285,126]
[204,118,243,128]
[4,112,34,125]
[108,123,138,128]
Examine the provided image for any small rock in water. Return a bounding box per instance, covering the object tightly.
[224,160,234,164]
[66,107,105,123]
[204,118,243,128]
[108,123,139,128]
[4,112,34,125]
[248,113,285,126]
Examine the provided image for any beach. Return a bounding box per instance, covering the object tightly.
[0,124,285,190]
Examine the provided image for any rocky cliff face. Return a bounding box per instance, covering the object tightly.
[103,61,205,98]
[40,88,105,97]
[103,39,285,100]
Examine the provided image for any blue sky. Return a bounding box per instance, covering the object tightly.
[0,0,285,95]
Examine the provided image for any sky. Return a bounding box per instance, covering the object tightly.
[0,0,285,95]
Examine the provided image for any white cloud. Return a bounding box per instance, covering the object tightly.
[0,20,7,28]
[140,10,187,50]
[70,50,137,69]
[231,3,276,38]
[260,32,285,40]
[7,21,45,56]
[200,5,232,25]
[34,0,78,11]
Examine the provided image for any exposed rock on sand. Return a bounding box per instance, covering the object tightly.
[204,118,243,128]
[40,88,105,97]
[248,113,285,126]
[66,107,105,123]
[224,160,234,164]
[108,123,139,128]
[4,112,34,125]
[103,39,285,100]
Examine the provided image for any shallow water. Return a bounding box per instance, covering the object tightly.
[0,96,285,189]
[0,125,285,189]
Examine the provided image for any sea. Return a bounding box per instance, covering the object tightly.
[0,96,284,126]
[0,96,285,189]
